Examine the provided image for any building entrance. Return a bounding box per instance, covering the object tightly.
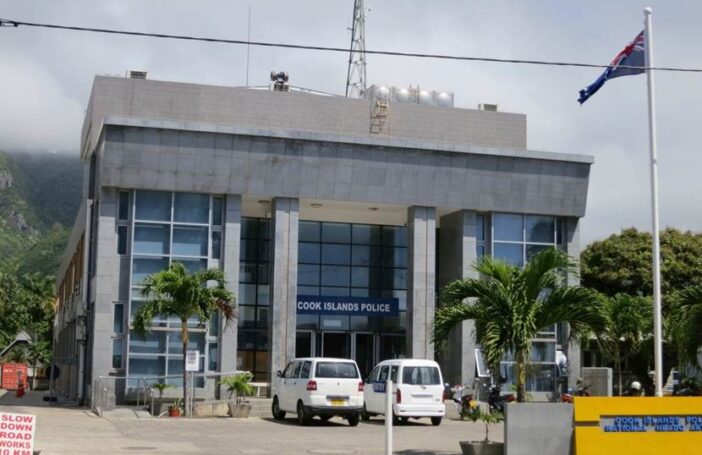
[353,333,375,379]
[321,332,350,358]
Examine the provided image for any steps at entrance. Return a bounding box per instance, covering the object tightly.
[248,398,272,418]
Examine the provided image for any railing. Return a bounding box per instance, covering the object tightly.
[91,371,263,417]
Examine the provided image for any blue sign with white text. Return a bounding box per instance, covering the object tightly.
[296,295,399,317]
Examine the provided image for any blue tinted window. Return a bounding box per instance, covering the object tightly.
[476,214,485,241]
[132,257,169,284]
[382,226,407,247]
[526,216,555,243]
[298,242,320,263]
[172,226,208,256]
[174,193,209,224]
[133,224,170,255]
[352,225,381,245]
[321,265,350,287]
[299,221,320,242]
[322,223,351,243]
[212,197,224,226]
[298,264,320,286]
[493,213,523,241]
[135,191,171,221]
[321,244,351,265]
[493,243,524,267]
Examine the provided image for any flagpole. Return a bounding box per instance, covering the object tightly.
[644,6,663,398]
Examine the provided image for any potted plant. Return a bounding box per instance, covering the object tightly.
[220,372,255,418]
[152,382,174,415]
[459,408,504,455]
[168,398,183,417]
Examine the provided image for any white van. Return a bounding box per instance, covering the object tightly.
[271,357,364,426]
[362,359,445,426]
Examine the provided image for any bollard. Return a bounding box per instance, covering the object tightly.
[385,379,393,455]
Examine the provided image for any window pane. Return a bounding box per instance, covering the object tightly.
[132,257,169,284]
[240,239,258,262]
[113,304,124,333]
[382,247,407,268]
[168,332,205,354]
[117,226,128,255]
[173,226,208,256]
[240,263,256,282]
[531,341,556,362]
[526,216,555,243]
[112,339,123,369]
[322,223,350,243]
[298,264,320,286]
[321,315,350,331]
[477,245,485,258]
[526,244,553,262]
[493,243,524,267]
[257,285,269,306]
[118,191,130,220]
[298,243,320,264]
[174,258,208,274]
[133,224,170,255]
[209,311,220,337]
[257,263,269,283]
[351,245,370,266]
[130,300,167,325]
[352,225,381,245]
[212,197,224,226]
[241,218,258,239]
[493,213,523,241]
[297,314,319,330]
[128,356,165,378]
[238,284,257,305]
[321,244,351,265]
[129,330,166,354]
[351,267,370,288]
[135,191,171,221]
[350,316,378,331]
[238,306,256,327]
[257,307,268,328]
[298,286,319,296]
[258,219,270,240]
[174,193,209,224]
[208,343,219,371]
[382,269,407,290]
[382,226,407,247]
[299,221,320,242]
[211,231,221,259]
[321,265,350,287]
[321,287,350,296]
[476,214,485,241]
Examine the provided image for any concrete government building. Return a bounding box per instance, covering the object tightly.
[53,74,592,405]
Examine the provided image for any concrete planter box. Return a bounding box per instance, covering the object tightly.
[228,402,252,418]
[459,441,504,455]
[504,402,573,455]
[192,401,230,417]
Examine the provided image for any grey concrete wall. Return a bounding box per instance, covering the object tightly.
[99,125,591,218]
[221,195,241,376]
[268,198,299,392]
[406,206,436,360]
[89,187,121,388]
[437,210,480,386]
[504,403,574,455]
[81,76,528,159]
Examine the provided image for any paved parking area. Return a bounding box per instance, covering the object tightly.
[0,391,503,455]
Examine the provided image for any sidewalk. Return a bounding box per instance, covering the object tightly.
[0,390,501,454]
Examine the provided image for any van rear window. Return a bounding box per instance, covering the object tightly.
[315,362,360,379]
[402,366,441,385]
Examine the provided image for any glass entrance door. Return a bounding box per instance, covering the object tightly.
[353,333,375,379]
[321,332,350,358]
[296,331,315,357]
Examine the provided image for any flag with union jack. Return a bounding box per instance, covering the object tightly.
[578,31,645,104]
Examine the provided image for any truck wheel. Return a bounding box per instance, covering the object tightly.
[297,401,312,426]
[348,414,360,426]
[431,417,442,426]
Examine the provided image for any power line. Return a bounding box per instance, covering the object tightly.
[2,18,702,73]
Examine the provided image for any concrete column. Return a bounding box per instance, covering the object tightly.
[437,210,480,386]
[407,206,437,360]
[89,187,121,404]
[563,217,582,389]
[220,195,241,377]
[268,198,299,391]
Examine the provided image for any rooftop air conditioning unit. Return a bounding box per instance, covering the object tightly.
[127,70,148,80]
[479,103,499,112]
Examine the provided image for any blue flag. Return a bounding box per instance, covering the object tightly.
[578,31,645,104]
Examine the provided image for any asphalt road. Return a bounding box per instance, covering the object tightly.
[0,391,503,455]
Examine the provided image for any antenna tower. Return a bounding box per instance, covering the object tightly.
[345,0,367,98]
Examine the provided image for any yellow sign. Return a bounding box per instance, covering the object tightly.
[574,397,702,455]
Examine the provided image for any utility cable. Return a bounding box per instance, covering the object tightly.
[2,18,702,73]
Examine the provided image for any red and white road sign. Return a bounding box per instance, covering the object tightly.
[0,412,35,455]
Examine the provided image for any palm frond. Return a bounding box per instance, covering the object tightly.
[432,301,481,351]
[536,286,606,341]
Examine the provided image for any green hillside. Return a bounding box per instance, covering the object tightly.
[0,150,83,277]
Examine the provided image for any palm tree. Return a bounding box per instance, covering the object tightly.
[132,262,235,415]
[675,285,702,368]
[433,249,605,402]
[596,294,652,396]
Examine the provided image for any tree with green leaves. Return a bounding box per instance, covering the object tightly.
[673,286,702,369]
[596,294,653,395]
[132,262,235,415]
[433,249,605,402]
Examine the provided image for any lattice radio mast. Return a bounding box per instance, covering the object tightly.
[345,0,367,98]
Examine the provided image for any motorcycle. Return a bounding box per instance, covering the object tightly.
[487,383,515,413]
[560,383,591,403]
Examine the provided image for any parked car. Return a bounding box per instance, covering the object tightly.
[361,359,445,426]
[271,357,364,426]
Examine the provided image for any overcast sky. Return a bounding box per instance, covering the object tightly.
[1,0,700,245]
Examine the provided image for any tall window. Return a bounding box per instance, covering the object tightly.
[237,218,270,381]
[297,221,408,334]
[491,213,560,392]
[127,191,223,386]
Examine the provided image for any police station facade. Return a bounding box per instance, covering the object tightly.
[54,75,592,404]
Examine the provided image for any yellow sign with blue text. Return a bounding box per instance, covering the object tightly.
[574,397,702,455]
